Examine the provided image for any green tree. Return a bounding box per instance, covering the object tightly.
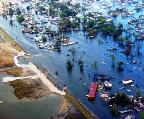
[109,105,119,116]
[78,60,84,72]
[42,36,47,43]
[16,8,21,15]
[135,91,141,100]
[110,54,116,67]
[8,8,14,16]
[26,6,30,11]
[17,15,25,23]
[88,29,97,36]
[140,111,144,119]
[54,39,61,51]
[49,7,55,16]
[66,60,73,71]
[109,92,131,106]
[58,18,72,31]
[88,20,95,28]
[10,19,13,25]
[117,61,124,71]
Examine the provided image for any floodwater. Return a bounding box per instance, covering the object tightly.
[0,75,64,119]
[1,0,144,119]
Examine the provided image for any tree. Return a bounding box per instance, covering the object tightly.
[117,61,124,71]
[140,111,144,119]
[26,6,30,11]
[66,60,73,71]
[135,91,141,100]
[59,5,76,18]
[39,6,45,12]
[42,36,47,43]
[109,92,131,107]
[110,54,115,67]
[117,23,123,32]
[87,20,95,28]
[102,25,115,35]
[8,8,14,16]
[137,42,142,56]
[16,8,21,15]
[58,18,72,31]
[109,105,119,116]
[71,47,76,56]
[125,46,131,56]
[88,29,97,37]
[49,7,55,16]
[10,19,13,25]
[9,2,12,7]
[17,15,25,23]
[78,60,84,72]
[55,40,61,51]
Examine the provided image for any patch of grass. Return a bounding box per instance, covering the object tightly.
[65,90,96,119]
[65,112,85,119]
[0,27,22,51]
[10,78,49,99]
[0,67,23,76]
[0,50,15,68]
[140,111,144,119]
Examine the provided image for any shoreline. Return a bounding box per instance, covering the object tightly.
[3,51,66,95]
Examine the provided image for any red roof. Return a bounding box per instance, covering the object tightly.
[88,82,98,100]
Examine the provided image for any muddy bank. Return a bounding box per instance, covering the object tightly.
[9,78,50,100]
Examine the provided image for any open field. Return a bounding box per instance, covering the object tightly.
[0,50,15,68]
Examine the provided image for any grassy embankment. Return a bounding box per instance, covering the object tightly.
[0,27,23,75]
[0,27,22,51]
[65,90,98,119]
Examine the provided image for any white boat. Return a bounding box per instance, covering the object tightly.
[122,79,133,85]
[125,115,135,119]
[104,81,112,88]
[62,41,76,46]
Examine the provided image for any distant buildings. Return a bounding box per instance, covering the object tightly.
[0,0,9,14]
